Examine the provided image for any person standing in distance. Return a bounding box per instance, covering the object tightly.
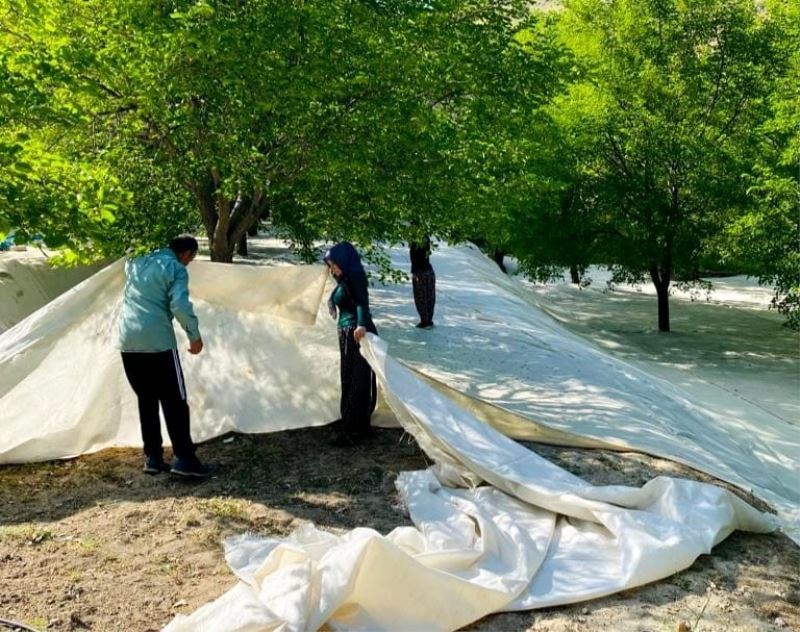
[409,237,435,329]
[118,235,209,477]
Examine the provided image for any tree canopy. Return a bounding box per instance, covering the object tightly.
[1,0,797,329]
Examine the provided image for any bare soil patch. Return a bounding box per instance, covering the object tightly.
[1,427,797,632]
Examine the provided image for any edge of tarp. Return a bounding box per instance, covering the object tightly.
[408,365,782,502]
[407,366,621,450]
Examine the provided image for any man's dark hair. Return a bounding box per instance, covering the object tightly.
[169,235,199,255]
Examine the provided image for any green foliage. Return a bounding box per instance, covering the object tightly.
[714,0,800,328]
[0,1,127,259]
[544,0,785,329]
[3,0,567,262]
[1,0,796,332]
[442,14,576,255]
[269,1,570,254]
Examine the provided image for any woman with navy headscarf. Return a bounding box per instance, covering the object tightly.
[324,242,378,446]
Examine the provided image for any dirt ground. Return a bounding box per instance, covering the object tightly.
[1,426,798,632]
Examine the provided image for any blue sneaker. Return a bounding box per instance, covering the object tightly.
[143,455,170,475]
[170,457,210,478]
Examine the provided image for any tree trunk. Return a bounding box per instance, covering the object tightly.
[247,223,259,237]
[655,278,670,332]
[189,171,269,263]
[209,235,236,263]
[569,264,581,285]
[649,262,672,332]
[492,249,507,273]
[236,233,248,257]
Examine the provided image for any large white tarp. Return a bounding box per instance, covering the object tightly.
[0,247,790,630]
[368,244,800,541]
[0,259,341,463]
[163,335,775,632]
[0,252,100,333]
[0,244,797,538]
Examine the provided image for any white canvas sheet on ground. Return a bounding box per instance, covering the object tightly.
[367,244,800,541]
[0,251,100,333]
[0,243,797,539]
[164,335,776,632]
[0,259,342,463]
[0,247,791,629]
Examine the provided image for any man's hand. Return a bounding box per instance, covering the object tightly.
[189,338,204,355]
[353,326,367,343]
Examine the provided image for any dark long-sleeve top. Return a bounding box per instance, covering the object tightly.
[332,276,374,330]
[409,239,433,274]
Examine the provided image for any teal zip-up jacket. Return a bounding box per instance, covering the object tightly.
[118,249,201,352]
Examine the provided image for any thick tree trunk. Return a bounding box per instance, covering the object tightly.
[569,264,581,285]
[210,236,236,263]
[649,261,672,332]
[236,233,248,257]
[189,170,270,263]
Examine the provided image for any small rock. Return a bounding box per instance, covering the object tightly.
[172,599,188,608]
[775,617,787,628]
[381,471,398,495]
[581,607,589,615]
[677,623,691,632]
[69,612,91,629]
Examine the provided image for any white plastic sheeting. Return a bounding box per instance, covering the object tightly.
[368,244,800,542]
[0,259,341,463]
[163,335,775,632]
[0,252,100,333]
[0,247,789,630]
[0,244,797,537]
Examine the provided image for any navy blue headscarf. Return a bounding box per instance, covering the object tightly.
[324,242,367,282]
[324,242,368,319]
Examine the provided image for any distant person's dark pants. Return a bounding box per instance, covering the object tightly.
[412,269,436,325]
[338,325,378,436]
[121,350,195,460]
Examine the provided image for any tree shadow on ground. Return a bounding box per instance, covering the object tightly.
[0,426,430,534]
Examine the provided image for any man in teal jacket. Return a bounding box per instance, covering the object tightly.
[119,235,208,477]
